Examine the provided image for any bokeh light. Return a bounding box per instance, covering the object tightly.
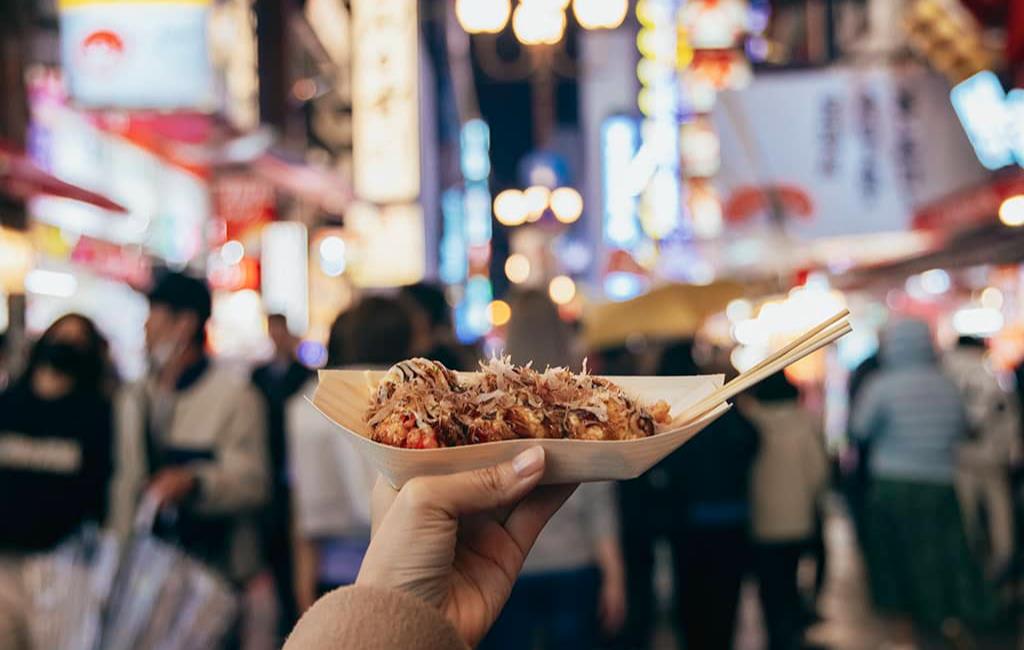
[980,287,1004,310]
[220,240,245,265]
[504,253,531,284]
[550,187,583,223]
[512,1,566,45]
[494,189,528,226]
[455,0,511,34]
[548,275,576,305]
[573,0,628,30]
[523,185,550,222]
[999,195,1024,227]
[318,235,348,277]
[488,299,512,326]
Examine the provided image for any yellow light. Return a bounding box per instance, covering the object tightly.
[998,195,1024,227]
[512,1,566,45]
[455,0,511,34]
[494,189,528,226]
[550,187,583,223]
[0,227,33,294]
[636,58,656,85]
[548,275,576,305]
[980,287,1004,310]
[523,185,550,221]
[636,0,655,27]
[637,88,654,116]
[504,253,531,284]
[488,299,512,327]
[573,0,628,30]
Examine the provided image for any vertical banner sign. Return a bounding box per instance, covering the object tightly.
[351,0,421,203]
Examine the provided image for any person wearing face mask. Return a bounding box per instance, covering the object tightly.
[109,272,269,586]
[0,314,115,650]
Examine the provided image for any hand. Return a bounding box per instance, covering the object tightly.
[357,447,576,647]
[148,467,197,506]
[598,575,627,635]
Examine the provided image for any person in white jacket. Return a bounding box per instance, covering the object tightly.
[110,272,269,584]
[944,336,1022,576]
[288,298,414,612]
[742,371,827,650]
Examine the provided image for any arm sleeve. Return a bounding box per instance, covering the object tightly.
[804,416,830,495]
[191,385,270,515]
[850,377,884,443]
[283,585,468,650]
[107,386,147,539]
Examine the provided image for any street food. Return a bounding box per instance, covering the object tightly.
[366,357,672,449]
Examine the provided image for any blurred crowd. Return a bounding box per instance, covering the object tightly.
[1,271,1023,650]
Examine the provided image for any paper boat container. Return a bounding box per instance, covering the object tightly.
[312,369,730,487]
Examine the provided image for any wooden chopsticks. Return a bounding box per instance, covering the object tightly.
[672,310,852,426]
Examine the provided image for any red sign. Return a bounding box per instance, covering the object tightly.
[911,172,1024,231]
[212,174,276,243]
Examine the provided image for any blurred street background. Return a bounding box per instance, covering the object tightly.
[1,0,1024,648]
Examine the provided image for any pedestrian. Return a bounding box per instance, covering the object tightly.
[400,282,472,370]
[852,319,995,647]
[110,271,269,584]
[252,313,313,634]
[480,289,626,649]
[0,314,116,650]
[842,351,881,551]
[288,297,412,611]
[944,336,1022,576]
[742,371,828,650]
[619,339,759,649]
[0,313,115,550]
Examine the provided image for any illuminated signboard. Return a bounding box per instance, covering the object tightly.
[636,0,681,239]
[601,115,641,248]
[454,118,494,342]
[950,71,1014,171]
[351,0,420,203]
[59,0,214,110]
[346,202,425,287]
[262,222,310,335]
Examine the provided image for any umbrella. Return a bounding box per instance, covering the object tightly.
[583,281,749,350]
[0,142,128,213]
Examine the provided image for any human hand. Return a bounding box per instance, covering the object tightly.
[357,447,576,647]
[148,467,197,506]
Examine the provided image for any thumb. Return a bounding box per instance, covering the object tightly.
[407,446,547,518]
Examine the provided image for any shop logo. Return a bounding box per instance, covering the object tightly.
[78,29,125,74]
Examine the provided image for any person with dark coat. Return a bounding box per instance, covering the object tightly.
[618,340,759,649]
[0,313,115,551]
[252,313,312,634]
[0,314,116,649]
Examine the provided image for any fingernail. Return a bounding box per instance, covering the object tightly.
[513,447,545,478]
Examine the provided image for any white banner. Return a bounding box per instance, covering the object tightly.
[712,64,988,238]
